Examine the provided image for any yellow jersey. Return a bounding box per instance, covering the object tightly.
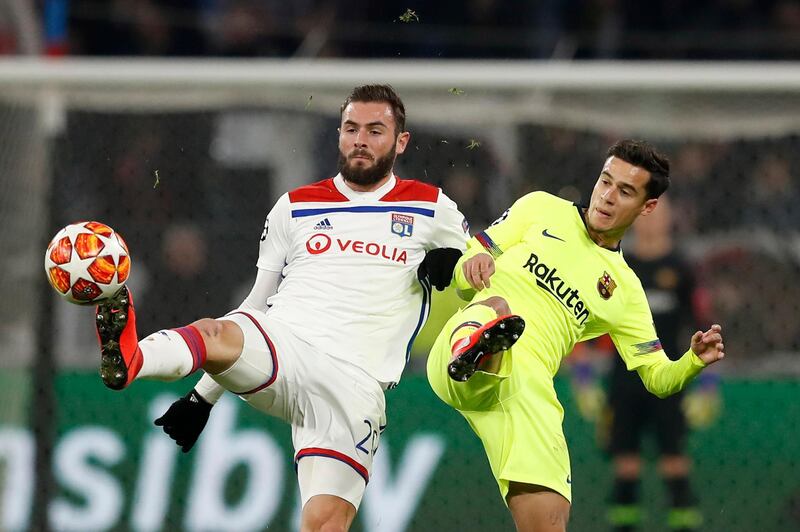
[454,191,704,397]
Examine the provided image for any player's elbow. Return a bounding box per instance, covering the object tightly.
[639,372,681,399]
[651,389,673,399]
[644,380,684,399]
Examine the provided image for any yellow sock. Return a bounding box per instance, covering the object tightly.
[449,304,499,349]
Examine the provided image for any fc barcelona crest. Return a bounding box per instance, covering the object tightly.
[597,271,617,299]
[391,213,414,237]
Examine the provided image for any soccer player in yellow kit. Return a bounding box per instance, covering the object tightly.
[427,139,725,532]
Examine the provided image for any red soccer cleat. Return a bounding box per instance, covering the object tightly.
[95,286,143,390]
[448,314,525,382]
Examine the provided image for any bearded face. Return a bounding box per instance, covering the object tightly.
[337,143,397,187]
[337,101,409,189]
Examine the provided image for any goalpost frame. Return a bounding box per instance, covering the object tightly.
[0,58,798,91]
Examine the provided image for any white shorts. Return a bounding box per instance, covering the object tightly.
[213,310,387,510]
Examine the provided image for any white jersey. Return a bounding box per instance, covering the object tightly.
[256,173,468,384]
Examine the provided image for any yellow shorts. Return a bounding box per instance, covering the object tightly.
[426,309,572,503]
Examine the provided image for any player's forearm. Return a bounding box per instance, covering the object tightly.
[195,373,225,404]
[453,240,493,293]
[237,268,282,313]
[636,348,706,399]
[453,261,473,294]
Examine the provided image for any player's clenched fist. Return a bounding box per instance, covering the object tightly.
[463,253,495,291]
[154,389,213,452]
[690,324,725,365]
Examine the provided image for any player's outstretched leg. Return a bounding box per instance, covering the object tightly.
[448,314,525,382]
[96,286,143,390]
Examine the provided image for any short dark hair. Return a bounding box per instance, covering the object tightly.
[340,84,406,135]
[607,139,670,199]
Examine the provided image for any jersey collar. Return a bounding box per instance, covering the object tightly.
[573,203,622,253]
[333,173,397,201]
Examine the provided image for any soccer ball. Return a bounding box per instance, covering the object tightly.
[44,221,131,305]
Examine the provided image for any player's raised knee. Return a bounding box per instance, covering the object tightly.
[189,318,245,373]
[191,318,242,352]
[191,318,225,340]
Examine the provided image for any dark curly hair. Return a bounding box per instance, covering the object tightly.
[340,84,406,136]
[608,139,670,199]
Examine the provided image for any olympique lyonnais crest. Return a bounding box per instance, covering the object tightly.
[391,213,414,237]
[597,271,617,299]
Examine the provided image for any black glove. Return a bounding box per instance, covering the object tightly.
[417,248,463,291]
[154,389,213,453]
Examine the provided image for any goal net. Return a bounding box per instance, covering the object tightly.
[2,58,799,374]
[0,59,799,532]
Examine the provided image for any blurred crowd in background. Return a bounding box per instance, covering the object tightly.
[46,111,800,372]
[2,0,799,372]
[61,0,800,59]
[0,0,799,59]
[0,4,797,531]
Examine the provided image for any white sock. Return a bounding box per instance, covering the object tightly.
[138,329,196,381]
[195,373,226,404]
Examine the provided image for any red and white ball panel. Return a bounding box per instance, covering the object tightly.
[44,221,131,305]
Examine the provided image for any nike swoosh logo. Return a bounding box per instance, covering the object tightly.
[542,229,565,242]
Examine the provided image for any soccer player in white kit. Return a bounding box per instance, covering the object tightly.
[93,85,468,531]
